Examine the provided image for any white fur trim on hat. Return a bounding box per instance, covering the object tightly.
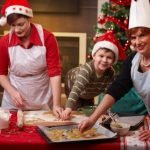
[92,41,119,64]
[0,16,7,26]
[5,5,33,18]
[129,0,150,29]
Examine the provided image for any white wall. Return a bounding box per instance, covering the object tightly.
[97,0,109,28]
[97,0,109,16]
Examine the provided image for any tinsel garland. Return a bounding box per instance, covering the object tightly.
[110,0,131,6]
[98,16,128,31]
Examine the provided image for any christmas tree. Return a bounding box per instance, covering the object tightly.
[87,0,131,73]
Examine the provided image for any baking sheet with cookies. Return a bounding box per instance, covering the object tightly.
[38,124,117,143]
[23,110,88,126]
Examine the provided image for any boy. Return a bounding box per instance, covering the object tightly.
[61,31,126,120]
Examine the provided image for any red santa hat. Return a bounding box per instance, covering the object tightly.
[0,0,33,26]
[129,0,150,29]
[92,31,126,64]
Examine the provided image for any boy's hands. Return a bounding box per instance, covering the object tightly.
[53,105,64,118]
[61,108,72,120]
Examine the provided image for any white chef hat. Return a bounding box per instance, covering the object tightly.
[129,0,150,29]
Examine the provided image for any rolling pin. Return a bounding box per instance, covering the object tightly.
[17,109,24,128]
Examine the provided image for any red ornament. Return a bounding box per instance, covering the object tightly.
[98,16,105,24]
[100,19,105,24]
[124,19,128,26]
[87,54,92,59]
[93,36,97,43]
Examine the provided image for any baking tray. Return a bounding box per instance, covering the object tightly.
[38,123,117,143]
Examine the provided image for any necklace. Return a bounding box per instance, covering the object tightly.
[141,56,150,67]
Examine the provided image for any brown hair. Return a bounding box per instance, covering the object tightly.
[127,27,150,40]
[7,13,29,25]
[98,48,116,60]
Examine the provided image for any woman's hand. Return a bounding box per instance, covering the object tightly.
[10,90,25,108]
[78,117,95,133]
[139,130,150,141]
[52,105,64,118]
[60,108,72,120]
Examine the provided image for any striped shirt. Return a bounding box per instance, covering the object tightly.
[65,60,115,109]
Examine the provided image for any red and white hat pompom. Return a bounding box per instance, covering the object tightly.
[0,0,33,26]
[92,32,126,64]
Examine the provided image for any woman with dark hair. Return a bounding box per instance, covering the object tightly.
[0,0,63,118]
[78,0,150,141]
